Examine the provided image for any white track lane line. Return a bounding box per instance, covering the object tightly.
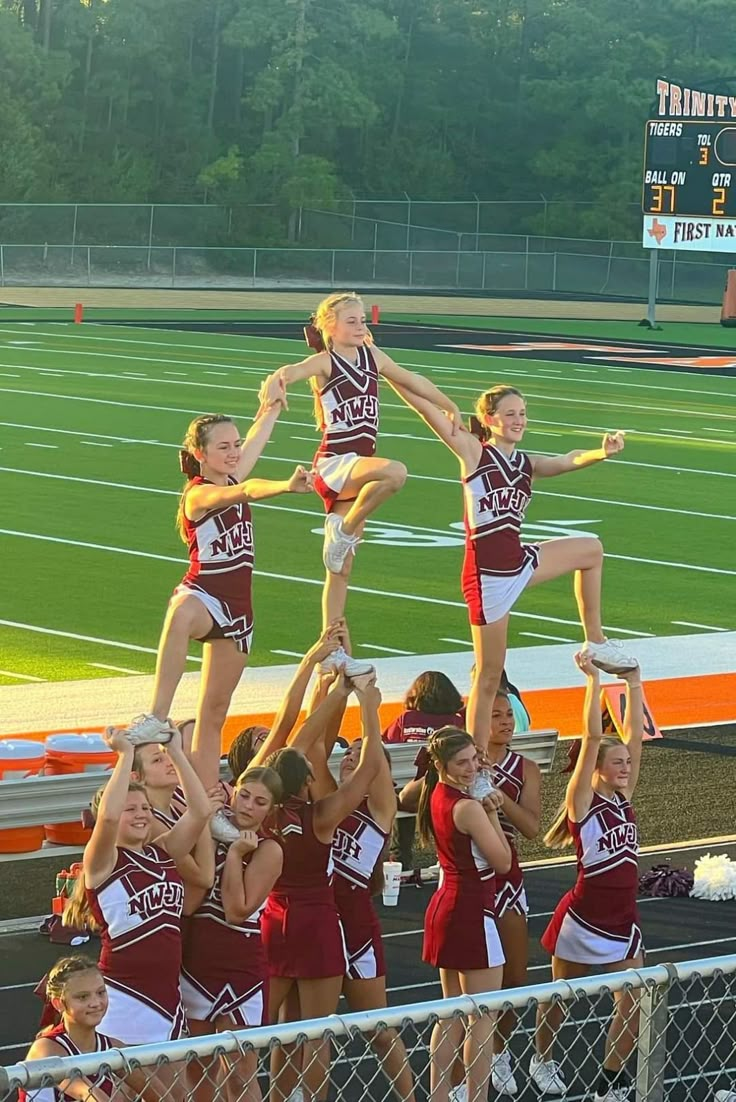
[89,662,148,676]
[0,669,45,682]
[520,632,576,643]
[672,620,729,632]
[0,619,202,662]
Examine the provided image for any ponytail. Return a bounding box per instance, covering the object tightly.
[303,322,326,353]
[543,800,573,849]
[416,756,441,848]
[179,449,201,479]
[62,869,99,934]
[468,414,491,442]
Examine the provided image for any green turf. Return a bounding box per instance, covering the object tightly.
[0,319,734,685]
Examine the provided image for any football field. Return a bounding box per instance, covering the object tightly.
[0,314,734,687]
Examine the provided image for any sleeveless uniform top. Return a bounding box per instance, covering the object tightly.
[150,784,185,829]
[382,709,464,744]
[333,799,388,893]
[431,783,496,903]
[492,749,524,872]
[181,475,254,598]
[87,844,184,1014]
[314,346,380,460]
[270,798,335,902]
[569,791,639,924]
[22,1026,116,1102]
[184,841,266,969]
[463,444,536,576]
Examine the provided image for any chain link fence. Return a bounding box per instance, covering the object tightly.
[0,242,728,304]
[3,955,735,1102]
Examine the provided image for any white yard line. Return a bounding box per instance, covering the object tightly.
[79,441,113,447]
[358,644,413,655]
[89,662,148,676]
[2,388,735,477]
[440,637,473,647]
[672,620,729,632]
[0,669,45,682]
[0,529,658,635]
[520,632,576,643]
[0,619,202,662]
[24,443,57,449]
[270,649,305,658]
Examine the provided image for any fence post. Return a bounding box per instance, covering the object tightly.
[552,252,557,292]
[404,192,411,251]
[252,248,258,287]
[172,248,177,288]
[474,194,480,251]
[524,236,530,290]
[635,964,677,1102]
[87,246,91,285]
[0,244,4,287]
[330,249,336,285]
[455,249,461,288]
[71,204,79,267]
[671,251,677,299]
[408,249,413,287]
[371,224,378,282]
[147,205,155,271]
[481,250,487,290]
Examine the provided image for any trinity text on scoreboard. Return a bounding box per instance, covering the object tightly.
[642,78,736,251]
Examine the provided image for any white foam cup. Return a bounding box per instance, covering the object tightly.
[382,861,402,906]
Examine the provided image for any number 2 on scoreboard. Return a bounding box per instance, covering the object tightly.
[650,184,676,213]
[712,187,727,216]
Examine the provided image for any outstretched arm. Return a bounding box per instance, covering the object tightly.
[374,347,462,431]
[390,381,482,470]
[156,731,213,862]
[530,431,625,478]
[566,653,603,823]
[83,729,136,888]
[620,665,644,799]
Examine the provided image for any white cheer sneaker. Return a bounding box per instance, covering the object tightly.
[323,514,360,574]
[529,1055,567,1096]
[318,645,375,678]
[581,639,639,676]
[124,714,174,746]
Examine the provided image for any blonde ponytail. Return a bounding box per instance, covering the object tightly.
[62,870,99,933]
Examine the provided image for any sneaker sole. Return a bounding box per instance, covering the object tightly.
[589,659,639,675]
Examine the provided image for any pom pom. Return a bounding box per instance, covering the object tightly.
[303,323,325,352]
[690,853,736,901]
[639,863,693,898]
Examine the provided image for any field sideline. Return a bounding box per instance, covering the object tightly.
[0,314,734,688]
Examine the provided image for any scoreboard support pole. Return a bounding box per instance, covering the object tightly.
[641,250,661,330]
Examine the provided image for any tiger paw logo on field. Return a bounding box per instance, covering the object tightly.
[647,218,668,244]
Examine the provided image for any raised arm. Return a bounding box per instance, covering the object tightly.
[312,676,384,841]
[566,653,603,823]
[249,624,344,769]
[390,381,482,469]
[258,351,332,411]
[155,731,213,861]
[83,729,137,888]
[530,431,625,478]
[620,664,644,799]
[373,347,462,431]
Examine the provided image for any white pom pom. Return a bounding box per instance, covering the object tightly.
[690,854,736,902]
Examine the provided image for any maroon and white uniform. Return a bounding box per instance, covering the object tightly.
[461,444,540,625]
[491,750,528,917]
[87,843,186,1043]
[181,841,269,1027]
[423,783,505,971]
[22,1025,116,1102]
[542,791,642,965]
[262,798,347,978]
[333,799,389,980]
[151,784,186,829]
[312,345,380,511]
[382,709,463,744]
[177,474,254,653]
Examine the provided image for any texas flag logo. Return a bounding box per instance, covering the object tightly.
[647,218,668,245]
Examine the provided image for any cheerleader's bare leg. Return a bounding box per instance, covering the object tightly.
[151,591,215,722]
[342,976,416,1102]
[459,965,504,1102]
[493,910,529,1053]
[190,638,248,789]
[602,954,644,1076]
[467,616,510,752]
[527,537,606,644]
[534,957,590,1062]
[431,970,466,1102]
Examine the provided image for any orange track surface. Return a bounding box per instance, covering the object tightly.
[6,672,734,748]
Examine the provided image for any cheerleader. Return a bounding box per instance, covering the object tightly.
[181,766,284,1102]
[390,382,637,751]
[255,673,385,1102]
[124,396,312,795]
[417,728,512,1102]
[260,291,461,632]
[22,956,165,1102]
[532,654,644,1102]
[303,673,415,1102]
[63,727,211,1047]
[484,691,541,1096]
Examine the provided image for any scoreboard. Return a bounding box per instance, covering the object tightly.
[642,120,736,218]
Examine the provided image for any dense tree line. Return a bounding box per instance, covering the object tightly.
[2,0,736,243]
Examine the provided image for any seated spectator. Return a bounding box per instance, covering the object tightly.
[383,671,464,872]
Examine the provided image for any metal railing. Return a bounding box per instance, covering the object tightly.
[0,242,729,303]
[0,731,559,833]
[3,955,735,1102]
